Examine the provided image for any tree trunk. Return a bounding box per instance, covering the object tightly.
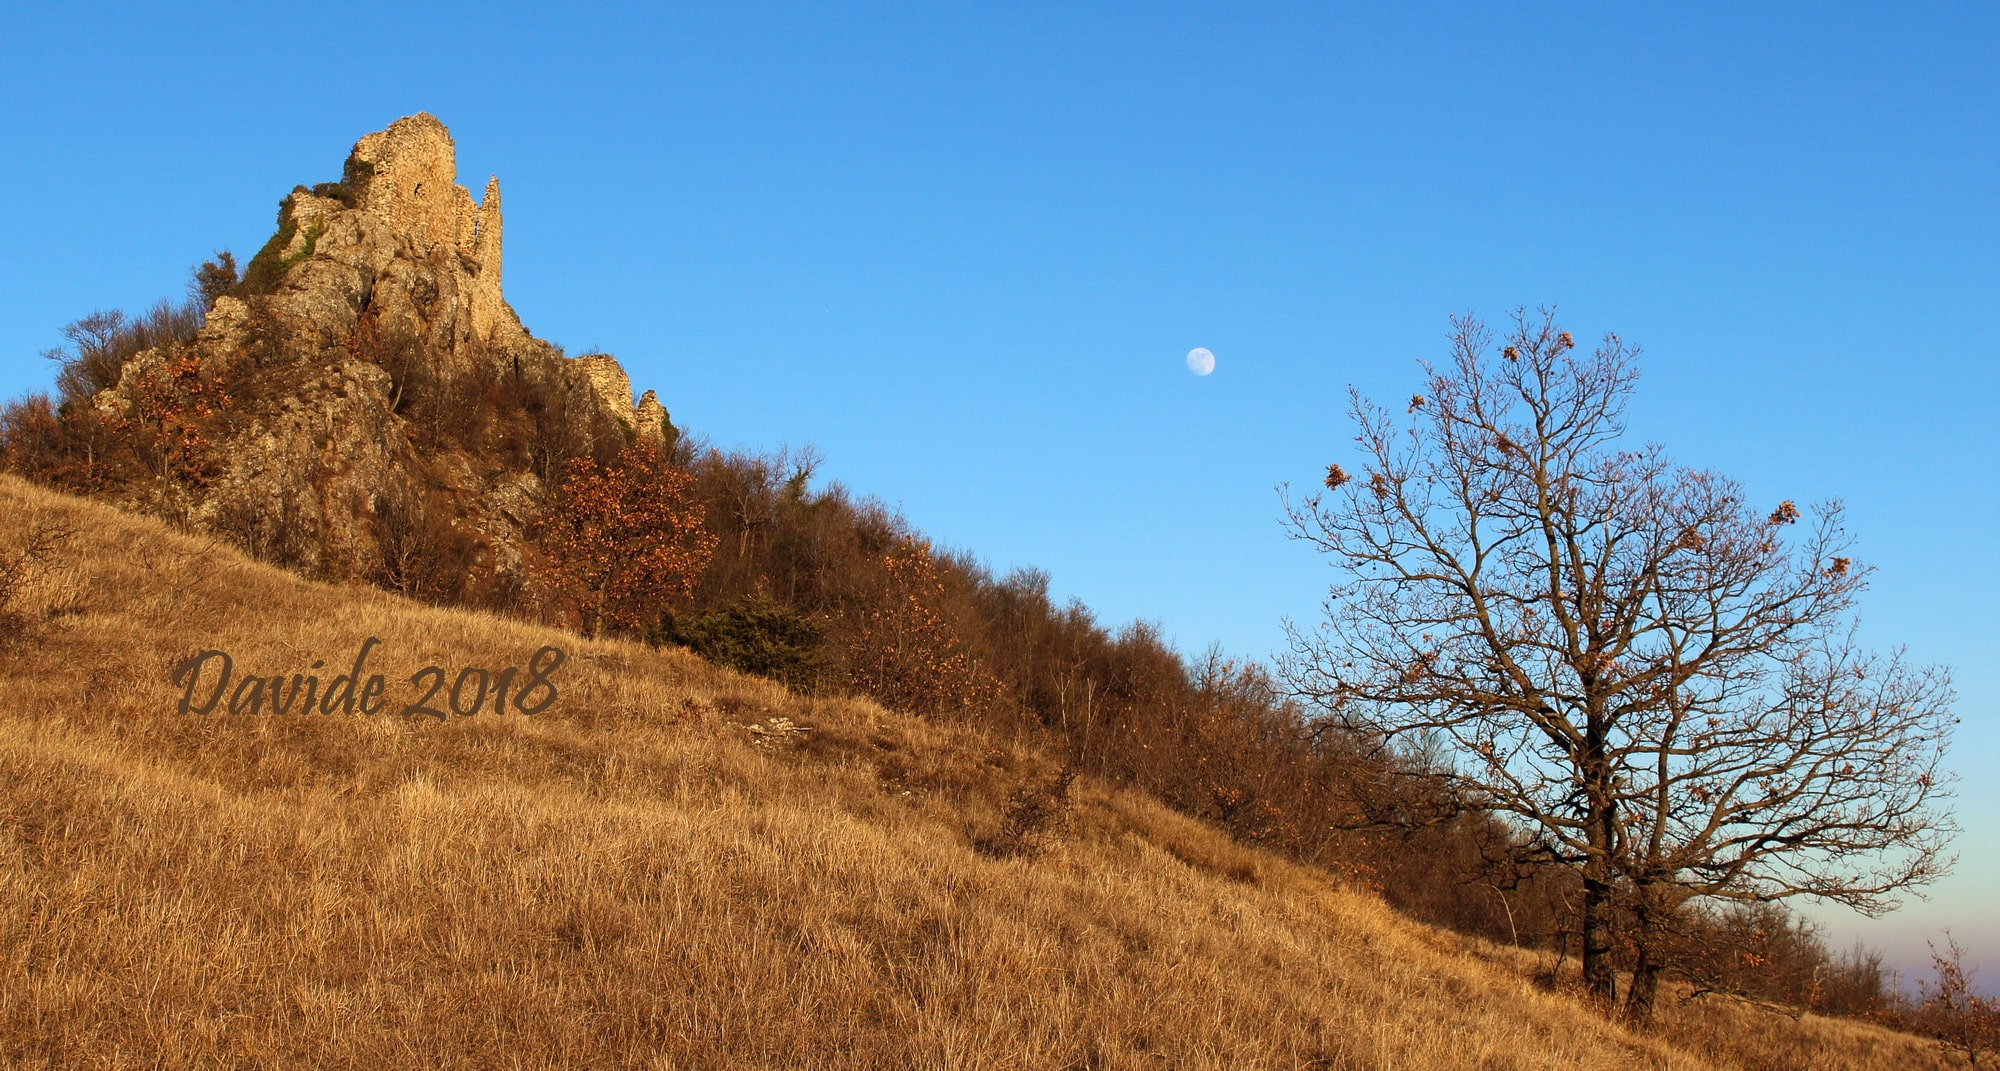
[1580,723,1619,1005]
[1622,881,1674,1023]
[1581,871,1618,1004]
[1625,942,1662,1023]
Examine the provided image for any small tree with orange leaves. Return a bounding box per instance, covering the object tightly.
[1917,936,2000,1067]
[544,446,716,638]
[845,539,998,716]
[117,350,235,486]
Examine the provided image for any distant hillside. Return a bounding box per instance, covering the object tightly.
[0,475,1962,1068]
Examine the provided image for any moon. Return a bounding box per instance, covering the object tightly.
[1186,347,1215,376]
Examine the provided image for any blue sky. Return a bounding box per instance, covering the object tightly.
[3,3,1994,985]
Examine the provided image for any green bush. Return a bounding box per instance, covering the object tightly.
[649,598,822,692]
[239,197,325,297]
[341,153,376,193]
[304,155,376,209]
[238,199,299,296]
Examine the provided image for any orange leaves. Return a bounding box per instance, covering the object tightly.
[845,539,998,716]
[1917,937,2000,1064]
[545,446,717,637]
[118,351,235,485]
[1767,500,1800,526]
[1399,650,1438,685]
[1323,463,1349,491]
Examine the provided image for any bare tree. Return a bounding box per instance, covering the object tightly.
[1281,309,1957,1020]
[1916,934,2000,1066]
[0,519,80,645]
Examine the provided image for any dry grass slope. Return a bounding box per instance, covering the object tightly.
[0,475,1965,1070]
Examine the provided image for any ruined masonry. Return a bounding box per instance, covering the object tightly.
[343,115,509,347]
[271,112,660,438]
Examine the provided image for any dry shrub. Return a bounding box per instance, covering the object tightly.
[842,538,1000,716]
[1911,937,2000,1066]
[0,519,82,644]
[542,445,716,637]
[975,764,1076,859]
[371,477,481,605]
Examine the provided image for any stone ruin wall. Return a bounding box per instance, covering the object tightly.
[261,113,664,447]
[350,114,480,258]
[347,113,508,342]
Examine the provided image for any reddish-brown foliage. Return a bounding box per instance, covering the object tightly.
[115,351,235,486]
[844,539,1000,716]
[1914,936,2000,1066]
[544,446,716,637]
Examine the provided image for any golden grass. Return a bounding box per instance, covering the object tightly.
[1453,938,1964,1071]
[1648,994,1960,1071]
[0,474,1964,1069]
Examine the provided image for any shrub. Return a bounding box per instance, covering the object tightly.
[975,765,1076,858]
[0,519,79,646]
[238,198,326,297]
[111,349,235,486]
[842,539,1000,717]
[238,198,301,296]
[188,251,239,311]
[371,478,483,605]
[649,598,822,692]
[1914,936,2000,1065]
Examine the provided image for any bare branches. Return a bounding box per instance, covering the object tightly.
[1915,935,2000,1065]
[0,518,83,645]
[1279,308,1958,1020]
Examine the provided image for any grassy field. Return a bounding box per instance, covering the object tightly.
[0,474,1963,1069]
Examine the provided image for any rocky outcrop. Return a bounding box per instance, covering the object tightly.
[635,390,670,445]
[249,113,527,376]
[567,353,675,448]
[86,113,673,591]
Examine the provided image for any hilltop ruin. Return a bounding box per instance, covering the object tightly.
[79,113,672,596]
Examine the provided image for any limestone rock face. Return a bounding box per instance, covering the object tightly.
[569,353,678,448]
[635,390,670,446]
[201,358,412,579]
[256,113,529,375]
[87,113,673,591]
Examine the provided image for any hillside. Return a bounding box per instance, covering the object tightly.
[0,114,1468,920]
[0,476,1962,1068]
